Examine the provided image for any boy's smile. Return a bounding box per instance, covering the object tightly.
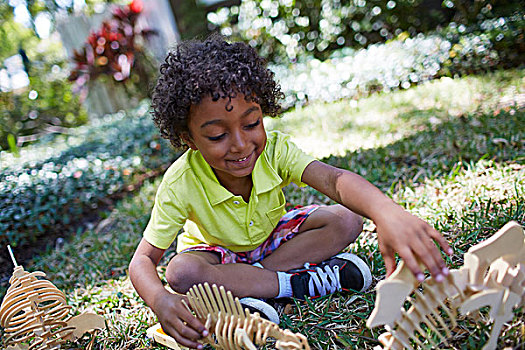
[185,94,267,196]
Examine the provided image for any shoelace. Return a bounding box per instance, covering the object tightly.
[303,263,342,296]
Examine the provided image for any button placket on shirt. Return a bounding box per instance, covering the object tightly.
[246,193,259,231]
[231,196,251,243]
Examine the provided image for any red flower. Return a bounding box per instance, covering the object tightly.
[68,0,155,87]
[129,0,143,13]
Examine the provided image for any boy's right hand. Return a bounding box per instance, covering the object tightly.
[154,292,209,349]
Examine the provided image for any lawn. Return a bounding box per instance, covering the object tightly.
[3,69,524,349]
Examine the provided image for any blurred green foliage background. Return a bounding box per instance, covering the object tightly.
[0,0,523,249]
[206,0,523,63]
[1,0,523,152]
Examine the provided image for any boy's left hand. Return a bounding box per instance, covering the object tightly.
[374,204,453,281]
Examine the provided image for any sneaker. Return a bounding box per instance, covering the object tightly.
[289,252,372,300]
[239,297,280,324]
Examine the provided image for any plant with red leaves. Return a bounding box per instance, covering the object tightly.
[69,0,157,99]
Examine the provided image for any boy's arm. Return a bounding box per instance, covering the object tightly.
[129,238,208,349]
[301,160,452,281]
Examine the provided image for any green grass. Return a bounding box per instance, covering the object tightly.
[2,69,524,349]
[267,70,524,159]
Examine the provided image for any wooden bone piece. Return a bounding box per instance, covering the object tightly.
[367,260,468,349]
[367,221,525,350]
[458,221,525,350]
[366,261,418,329]
[464,221,525,286]
[185,282,311,350]
[0,249,105,350]
[1,265,74,349]
[460,288,521,350]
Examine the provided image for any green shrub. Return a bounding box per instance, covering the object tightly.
[440,16,525,75]
[271,34,452,108]
[0,102,179,247]
[0,59,88,151]
[208,0,523,69]
[208,0,454,63]
[271,15,524,109]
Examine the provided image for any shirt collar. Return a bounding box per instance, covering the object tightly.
[189,151,233,206]
[252,150,282,195]
[189,146,282,206]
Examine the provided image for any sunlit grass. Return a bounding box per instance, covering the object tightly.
[267,69,524,158]
[285,160,524,349]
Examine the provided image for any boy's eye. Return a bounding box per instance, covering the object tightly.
[246,119,260,128]
[208,134,225,141]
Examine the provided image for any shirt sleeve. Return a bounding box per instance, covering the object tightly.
[274,132,316,187]
[143,180,187,250]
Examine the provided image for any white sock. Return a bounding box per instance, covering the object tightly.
[276,271,293,298]
[252,262,264,269]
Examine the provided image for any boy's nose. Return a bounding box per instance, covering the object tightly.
[230,131,246,152]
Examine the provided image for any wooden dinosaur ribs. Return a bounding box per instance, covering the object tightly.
[0,246,105,350]
[148,282,310,350]
[367,221,525,350]
[187,283,310,350]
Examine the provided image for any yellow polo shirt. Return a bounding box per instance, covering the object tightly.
[143,130,316,252]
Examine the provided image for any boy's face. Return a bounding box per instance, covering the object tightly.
[185,93,267,186]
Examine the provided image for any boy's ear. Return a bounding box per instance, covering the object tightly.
[181,132,198,150]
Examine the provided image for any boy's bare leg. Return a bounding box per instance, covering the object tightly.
[166,251,280,298]
[165,204,361,299]
[260,204,363,272]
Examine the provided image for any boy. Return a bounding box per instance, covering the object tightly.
[129,36,452,349]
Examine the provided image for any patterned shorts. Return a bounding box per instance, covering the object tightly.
[179,205,320,264]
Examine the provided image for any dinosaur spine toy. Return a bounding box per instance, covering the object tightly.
[366,221,525,350]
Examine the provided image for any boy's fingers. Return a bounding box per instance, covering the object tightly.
[415,234,445,270]
[422,227,452,279]
[172,330,203,349]
[177,297,208,335]
[397,248,424,282]
[177,320,204,340]
[180,313,207,336]
[163,323,203,349]
[413,237,444,278]
[381,246,396,277]
[428,227,453,256]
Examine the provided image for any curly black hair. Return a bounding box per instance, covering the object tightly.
[151,34,284,148]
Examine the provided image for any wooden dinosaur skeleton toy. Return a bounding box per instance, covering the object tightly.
[187,283,310,349]
[0,246,105,350]
[366,221,525,350]
[148,282,310,350]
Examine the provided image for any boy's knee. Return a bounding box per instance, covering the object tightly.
[330,205,363,243]
[166,254,209,294]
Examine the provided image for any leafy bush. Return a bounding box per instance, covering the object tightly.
[0,56,88,151]
[208,0,522,65]
[208,0,454,63]
[271,15,524,109]
[271,34,451,109]
[440,16,525,75]
[0,102,179,247]
[445,0,520,26]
